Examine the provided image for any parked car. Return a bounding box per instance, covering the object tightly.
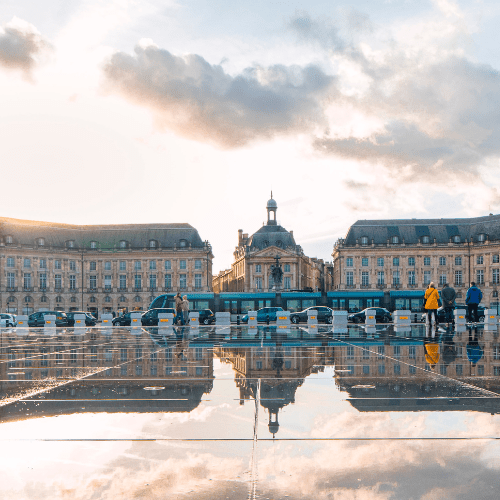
[420,304,486,323]
[28,311,68,327]
[0,313,17,327]
[348,308,392,323]
[290,306,333,324]
[241,307,284,323]
[194,309,215,325]
[141,308,176,326]
[66,312,97,327]
[112,311,146,326]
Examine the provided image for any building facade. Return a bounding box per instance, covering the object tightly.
[0,217,213,317]
[332,215,500,308]
[212,196,330,293]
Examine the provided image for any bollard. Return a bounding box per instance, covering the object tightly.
[307,309,318,326]
[158,313,175,335]
[101,313,113,328]
[73,313,86,327]
[266,315,270,325]
[454,309,466,327]
[44,315,57,328]
[485,309,497,325]
[276,310,291,327]
[393,310,411,327]
[130,312,142,327]
[247,311,257,327]
[189,311,200,327]
[16,315,29,331]
[0,319,7,328]
[365,308,376,327]
[215,312,231,326]
[332,310,348,334]
[237,315,240,325]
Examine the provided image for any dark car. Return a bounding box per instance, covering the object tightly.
[194,309,215,325]
[241,307,284,323]
[420,304,486,323]
[290,306,333,324]
[66,312,97,327]
[348,308,392,323]
[112,311,146,326]
[28,311,69,327]
[141,308,176,326]
[0,313,17,327]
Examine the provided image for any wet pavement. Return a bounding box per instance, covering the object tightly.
[1,322,500,499]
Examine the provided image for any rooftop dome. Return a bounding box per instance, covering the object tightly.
[267,198,277,209]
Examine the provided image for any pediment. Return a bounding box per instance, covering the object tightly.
[249,246,296,258]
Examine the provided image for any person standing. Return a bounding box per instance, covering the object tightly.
[441,283,456,325]
[181,295,190,326]
[174,292,184,325]
[466,282,483,323]
[424,282,440,333]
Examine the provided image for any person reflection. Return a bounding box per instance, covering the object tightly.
[442,324,457,368]
[272,346,284,378]
[466,327,483,372]
[424,337,440,371]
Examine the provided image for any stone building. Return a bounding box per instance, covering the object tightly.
[0,217,213,317]
[332,214,500,308]
[212,195,330,293]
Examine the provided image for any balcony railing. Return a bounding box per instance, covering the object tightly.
[132,287,142,292]
[23,287,34,292]
[118,287,128,292]
[377,283,386,288]
[148,287,157,292]
[6,287,17,292]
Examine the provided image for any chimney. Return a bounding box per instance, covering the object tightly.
[238,229,243,246]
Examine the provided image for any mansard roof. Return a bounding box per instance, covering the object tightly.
[247,224,297,251]
[0,217,206,249]
[343,214,500,246]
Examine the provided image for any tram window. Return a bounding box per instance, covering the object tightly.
[241,300,255,313]
[411,299,423,311]
[374,299,380,307]
[340,299,346,310]
[195,301,209,309]
[367,299,373,308]
[258,300,272,309]
[302,299,315,309]
[395,299,409,310]
[348,299,362,312]
[223,300,238,313]
[330,299,338,310]
[287,300,300,312]
[150,296,166,309]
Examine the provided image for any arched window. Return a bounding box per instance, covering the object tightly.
[24,296,32,303]
[7,296,16,303]
[90,241,97,249]
[478,233,486,242]
[119,240,128,249]
[55,296,63,303]
[422,236,430,244]
[89,296,96,303]
[493,290,498,298]
[134,295,141,302]
[104,296,111,303]
[391,236,399,244]
[67,240,75,248]
[40,296,48,303]
[70,296,77,303]
[360,236,369,246]
[5,235,13,244]
[149,240,157,248]
[262,240,269,248]
[119,295,127,302]
[179,239,187,248]
[453,235,461,243]
[37,238,45,246]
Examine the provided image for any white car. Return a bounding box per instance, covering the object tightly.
[0,313,17,327]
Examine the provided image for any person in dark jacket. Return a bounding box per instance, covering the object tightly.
[466,282,483,323]
[441,283,456,325]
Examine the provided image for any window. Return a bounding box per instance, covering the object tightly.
[70,275,76,290]
[6,257,14,268]
[393,271,400,285]
[5,235,13,244]
[104,275,112,290]
[422,236,430,244]
[478,233,486,242]
[55,295,63,303]
[179,274,187,288]
[134,261,141,271]
[476,269,484,285]
[361,236,369,245]
[149,274,156,289]
[180,260,186,270]
[346,271,354,285]
[70,296,76,303]
[284,276,291,289]
[346,346,354,359]
[104,261,111,271]
[89,276,97,289]
[39,259,46,269]
[164,274,171,289]
[423,271,431,285]
[439,273,447,286]
[455,270,463,285]
[195,259,202,270]
[494,255,500,264]
[408,257,415,266]
[455,256,462,266]
[119,275,126,289]
[24,296,32,303]
[493,269,500,285]
[346,258,353,267]
[477,256,484,265]
[362,258,368,267]
[69,260,76,271]
[408,270,415,285]
[54,274,62,289]
[39,273,47,289]
[179,239,187,247]
[453,235,461,243]
[439,257,446,266]
[24,258,31,268]
[149,260,156,270]
[89,296,96,303]
[7,273,15,288]
[195,274,202,289]
[89,261,96,271]
[255,277,262,289]
[424,257,430,266]
[90,241,97,249]
[391,236,399,244]
[361,271,369,286]
[55,260,61,270]
[119,295,126,302]
[284,263,290,272]
[119,261,126,271]
[149,240,157,248]
[377,258,384,267]
[134,275,142,289]
[23,273,31,289]
[119,240,127,249]
[393,257,399,267]
[67,240,75,248]
[40,296,47,303]
[377,271,385,285]
[164,260,171,270]
[378,364,385,375]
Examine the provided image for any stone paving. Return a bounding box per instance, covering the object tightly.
[0,323,499,499]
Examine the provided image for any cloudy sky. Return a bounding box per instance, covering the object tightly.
[2,0,500,271]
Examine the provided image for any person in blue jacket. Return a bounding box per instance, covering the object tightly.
[465,282,483,323]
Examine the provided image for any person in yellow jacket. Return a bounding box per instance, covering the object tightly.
[424,282,440,334]
[424,339,440,369]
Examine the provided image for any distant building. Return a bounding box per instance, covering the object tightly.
[0,217,213,316]
[333,214,500,308]
[212,195,331,293]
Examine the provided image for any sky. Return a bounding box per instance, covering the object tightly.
[2,0,500,272]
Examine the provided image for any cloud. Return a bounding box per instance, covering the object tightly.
[102,44,335,147]
[0,18,52,78]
